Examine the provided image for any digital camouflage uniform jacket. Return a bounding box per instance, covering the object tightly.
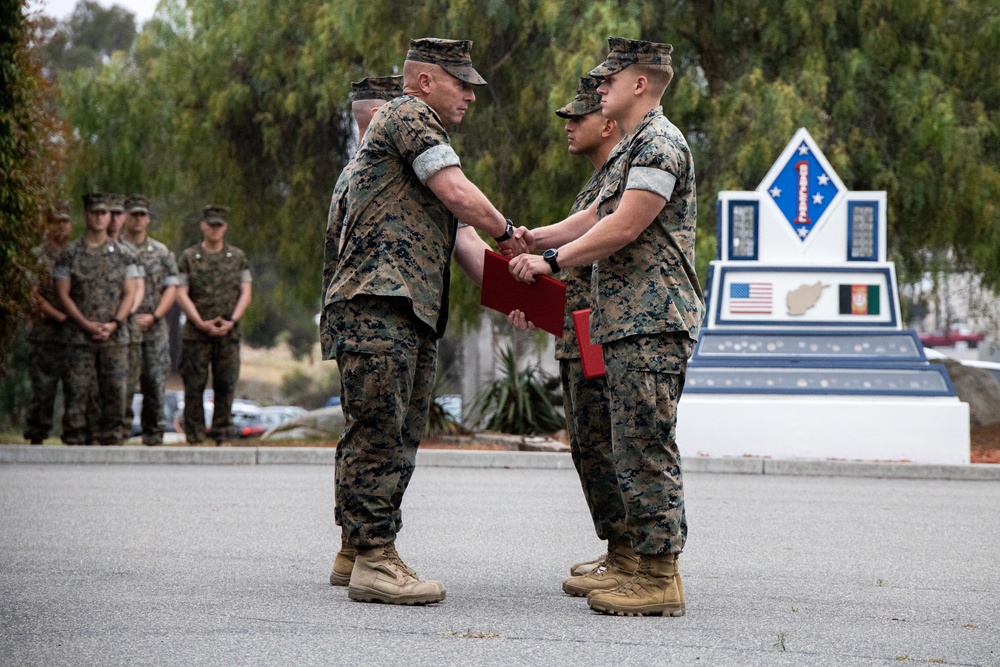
[326,95,460,337]
[54,238,140,346]
[177,243,251,340]
[556,162,614,360]
[122,237,180,333]
[28,243,65,342]
[591,107,704,345]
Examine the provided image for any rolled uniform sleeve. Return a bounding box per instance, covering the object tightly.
[626,136,686,202]
[388,102,459,183]
[412,145,461,184]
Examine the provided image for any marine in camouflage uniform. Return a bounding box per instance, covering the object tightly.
[176,205,252,445]
[321,75,403,362]
[325,39,521,605]
[121,195,179,445]
[23,202,73,444]
[552,79,625,550]
[511,38,704,616]
[54,193,141,446]
[106,193,140,441]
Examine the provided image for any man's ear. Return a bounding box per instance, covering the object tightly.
[417,70,434,94]
[633,74,649,96]
[370,105,380,120]
[602,119,618,138]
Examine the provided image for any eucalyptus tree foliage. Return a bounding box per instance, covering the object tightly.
[54,0,1000,344]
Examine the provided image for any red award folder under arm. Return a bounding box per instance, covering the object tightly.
[480,249,566,337]
[572,308,606,379]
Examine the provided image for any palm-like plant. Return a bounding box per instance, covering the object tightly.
[469,344,564,435]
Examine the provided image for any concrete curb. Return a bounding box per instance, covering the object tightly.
[2,444,998,481]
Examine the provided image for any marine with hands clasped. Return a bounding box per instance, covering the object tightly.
[324,37,526,606]
[511,37,705,617]
[175,206,253,447]
[23,202,73,445]
[121,195,179,445]
[54,192,142,446]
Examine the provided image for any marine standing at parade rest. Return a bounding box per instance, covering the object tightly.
[175,206,252,447]
[121,194,179,445]
[23,202,72,445]
[54,192,141,446]
[104,192,146,438]
[544,78,636,596]
[325,37,524,606]
[510,37,705,617]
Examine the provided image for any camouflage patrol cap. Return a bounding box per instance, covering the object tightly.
[82,192,109,212]
[589,37,673,77]
[126,194,150,214]
[202,205,229,225]
[106,193,126,213]
[555,77,603,119]
[406,38,487,86]
[350,75,403,102]
[48,201,71,222]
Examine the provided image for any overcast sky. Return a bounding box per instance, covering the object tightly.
[29,0,161,25]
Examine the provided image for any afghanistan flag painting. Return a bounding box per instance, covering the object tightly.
[839,284,880,315]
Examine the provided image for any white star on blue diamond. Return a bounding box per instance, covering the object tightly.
[812,193,825,205]
[797,144,810,155]
[817,174,830,186]
[769,187,782,198]
[797,227,809,238]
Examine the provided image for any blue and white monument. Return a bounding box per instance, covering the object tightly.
[677,128,970,464]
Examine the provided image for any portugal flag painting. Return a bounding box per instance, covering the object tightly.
[839,284,880,315]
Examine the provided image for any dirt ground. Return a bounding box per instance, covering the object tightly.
[971,423,1000,463]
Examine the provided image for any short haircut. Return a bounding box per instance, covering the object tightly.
[351,99,384,123]
[632,63,674,98]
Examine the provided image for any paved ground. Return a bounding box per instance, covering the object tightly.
[1,463,998,666]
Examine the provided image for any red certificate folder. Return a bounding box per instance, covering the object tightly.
[480,249,566,336]
[572,309,606,379]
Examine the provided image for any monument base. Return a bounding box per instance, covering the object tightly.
[677,395,970,465]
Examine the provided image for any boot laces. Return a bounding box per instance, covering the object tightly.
[384,544,418,579]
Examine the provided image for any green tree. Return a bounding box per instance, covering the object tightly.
[42,0,137,72]
[1,1,68,376]
[51,0,1000,343]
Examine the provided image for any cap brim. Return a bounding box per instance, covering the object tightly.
[205,218,226,225]
[88,206,109,213]
[109,208,125,213]
[129,207,149,214]
[555,99,602,118]
[442,64,487,86]
[588,59,629,78]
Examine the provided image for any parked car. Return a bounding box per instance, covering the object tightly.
[234,405,307,438]
[129,390,184,437]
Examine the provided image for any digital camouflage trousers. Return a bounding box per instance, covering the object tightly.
[603,332,693,556]
[560,358,626,543]
[325,295,437,549]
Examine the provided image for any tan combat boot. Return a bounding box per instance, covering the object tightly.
[588,553,685,617]
[569,549,608,577]
[562,542,639,597]
[347,543,446,605]
[328,539,357,586]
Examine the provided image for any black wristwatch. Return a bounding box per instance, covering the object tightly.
[494,218,515,243]
[111,318,124,329]
[543,248,561,273]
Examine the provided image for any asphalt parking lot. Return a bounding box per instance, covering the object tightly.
[1,460,998,666]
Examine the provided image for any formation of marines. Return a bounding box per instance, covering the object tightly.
[25,34,704,620]
[26,198,252,447]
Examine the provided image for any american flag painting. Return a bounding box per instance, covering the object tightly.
[729,282,773,314]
